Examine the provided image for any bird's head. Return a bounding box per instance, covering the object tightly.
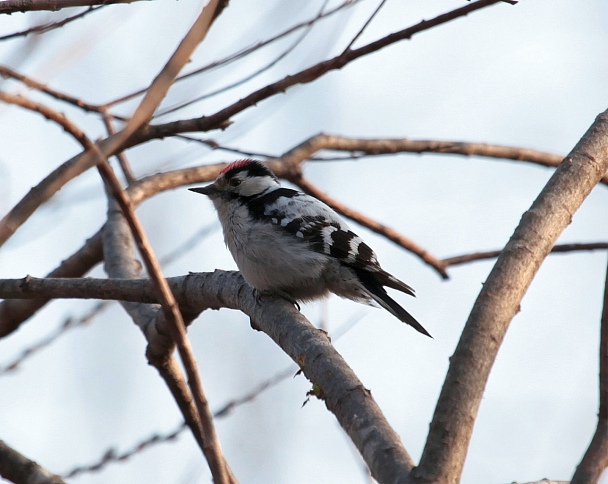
[189,159,279,200]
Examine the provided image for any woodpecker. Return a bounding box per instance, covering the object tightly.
[189,159,430,337]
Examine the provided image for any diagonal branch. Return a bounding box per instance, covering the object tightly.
[0,88,234,483]
[101,0,226,155]
[412,109,608,483]
[571,256,608,483]
[136,0,515,142]
[98,163,235,484]
[0,440,65,484]
[0,0,226,250]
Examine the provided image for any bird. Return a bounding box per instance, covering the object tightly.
[189,159,430,337]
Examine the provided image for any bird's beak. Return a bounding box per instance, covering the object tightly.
[189,184,220,198]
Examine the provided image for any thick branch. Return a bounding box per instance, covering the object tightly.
[0,271,415,482]
[413,110,608,483]
[571,257,608,483]
[0,440,65,484]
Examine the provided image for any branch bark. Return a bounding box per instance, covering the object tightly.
[0,440,65,484]
[442,242,608,267]
[412,109,608,483]
[0,0,146,14]
[0,271,416,483]
[571,257,608,483]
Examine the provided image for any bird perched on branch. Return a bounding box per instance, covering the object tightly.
[189,159,430,337]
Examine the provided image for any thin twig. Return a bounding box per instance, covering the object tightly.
[0,302,109,376]
[0,0,146,15]
[138,0,515,142]
[101,109,137,184]
[0,63,100,111]
[104,0,357,109]
[571,256,608,483]
[443,242,608,267]
[155,0,331,119]
[0,6,102,41]
[340,0,387,54]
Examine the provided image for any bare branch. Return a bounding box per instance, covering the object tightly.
[443,242,608,267]
[105,0,357,109]
[413,110,608,483]
[102,0,225,155]
[571,258,608,483]
[156,0,331,119]
[0,301,109,376]
[0,0,147,15]
[0,270,417,482]
[340,0,387,54]
[101,111,137,184]
[0,92,113,250]
[0,440,65,484]
[138,0,515,142]
[0,6,102,41]
[0,79,234,482]
[99,162,235,483]
[0,0,225,249]
[62,423,187,479]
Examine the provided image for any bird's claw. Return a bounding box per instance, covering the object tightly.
[256,289,300,311]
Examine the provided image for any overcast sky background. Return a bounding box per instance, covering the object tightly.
[0,1,607,483]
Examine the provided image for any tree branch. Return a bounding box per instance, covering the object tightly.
[0,271,416,483]
[0,440,65,484]
[571,256,608,483]
[443,242,608,267]
[0,0,146,15]
[413,109,608,483]
[135,0,514,143]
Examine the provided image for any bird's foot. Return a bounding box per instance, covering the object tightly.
[256,289,301,311]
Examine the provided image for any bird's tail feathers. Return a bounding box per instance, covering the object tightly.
[373,269,416,297]
[355,268,431,337]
